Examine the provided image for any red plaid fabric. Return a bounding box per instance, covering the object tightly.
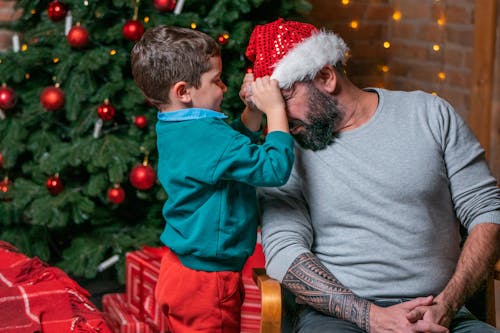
[0,242,112,333]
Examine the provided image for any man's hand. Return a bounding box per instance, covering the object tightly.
[405,297,454,329]
[370,297,449,333]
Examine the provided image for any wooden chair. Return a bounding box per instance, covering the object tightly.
[254,259,500,332]
[253,268,282,333]
[486,259,500,328]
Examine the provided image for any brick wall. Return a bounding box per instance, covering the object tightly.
[0,1,20,51]
[307,0,500,180]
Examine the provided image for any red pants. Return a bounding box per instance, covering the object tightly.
[155,248,244,333]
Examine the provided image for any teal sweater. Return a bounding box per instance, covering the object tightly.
[156,108,294,272]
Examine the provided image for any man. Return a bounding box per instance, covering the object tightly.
[246,18,500,332]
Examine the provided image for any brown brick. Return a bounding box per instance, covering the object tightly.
[0,29,14,51]
[445,5,472,24]
[391,22,417,40]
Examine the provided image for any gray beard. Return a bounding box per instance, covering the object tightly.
[292,84,342,151]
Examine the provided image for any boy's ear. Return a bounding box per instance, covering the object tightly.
[170,81,192,104]
[314,64,337,94]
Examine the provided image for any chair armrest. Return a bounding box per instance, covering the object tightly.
[252,268,282,333]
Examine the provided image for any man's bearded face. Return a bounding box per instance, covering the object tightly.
[289,83,342,151]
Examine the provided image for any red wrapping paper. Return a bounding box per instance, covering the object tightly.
[102,293,153,333]
[125,246,169,332]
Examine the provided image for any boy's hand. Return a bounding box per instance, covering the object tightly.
[250,76,289,134]
[250,76,286,117]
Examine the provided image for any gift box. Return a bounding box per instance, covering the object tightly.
[102,293,154,333]
[240,239,265,333]
[126,246,169,332]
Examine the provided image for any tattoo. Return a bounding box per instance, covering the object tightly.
[282,252,371,332]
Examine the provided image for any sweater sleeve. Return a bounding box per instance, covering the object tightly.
[211,131,295,187]
[230,117,262,144]
[434,97,500,231]
[258,168,314,282]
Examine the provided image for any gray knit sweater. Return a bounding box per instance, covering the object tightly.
[259,88,500,300]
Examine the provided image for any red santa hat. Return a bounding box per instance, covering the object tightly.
[245,18,350,88]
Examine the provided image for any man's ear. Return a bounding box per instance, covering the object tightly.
[170,81,192,104]
[314,64,337,93]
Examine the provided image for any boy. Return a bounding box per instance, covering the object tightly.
[130,25,294,332]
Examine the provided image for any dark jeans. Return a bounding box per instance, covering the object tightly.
[295,302,499,333]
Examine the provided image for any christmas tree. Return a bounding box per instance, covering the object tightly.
[0,0,311,283]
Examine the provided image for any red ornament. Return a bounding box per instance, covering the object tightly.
[40,86,65,111]
[129,164,156,190]
[134,115,148,129]
[153,0,176,12]
[217,33,229,45]
[0,84,17,110]
[46,175,64,195]
[97,100,116,121]
[123,20,145,41]
[47,1,68,22]
[67,24,89,48]
[107,185,125,204]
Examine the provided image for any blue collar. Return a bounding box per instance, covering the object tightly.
[157,108,228,122]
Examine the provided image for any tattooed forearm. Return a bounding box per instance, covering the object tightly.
[282,252,371,332]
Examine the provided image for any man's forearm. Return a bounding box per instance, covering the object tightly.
[282,252,371,331]
[437,222,500,312]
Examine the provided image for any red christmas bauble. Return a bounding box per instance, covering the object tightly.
[134,115,148,129]
[153,0,176,12]
[0,85,16,110]
[129,164,156,190]
[40,86,65,111]
[107,185,125,204]
[67,25,89,48]
[47,1,68,22]
[46,175,64,195]
[97,101,116,121]
[123,20,145,41]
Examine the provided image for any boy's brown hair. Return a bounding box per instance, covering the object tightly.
[131,26,220,106]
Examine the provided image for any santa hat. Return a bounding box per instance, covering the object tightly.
[245,18,350,88]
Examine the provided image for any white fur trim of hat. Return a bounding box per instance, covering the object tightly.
[271,31,350,89]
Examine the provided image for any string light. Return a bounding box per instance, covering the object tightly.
[437,17,445,26]
[349,20,359,29]
[438,72,446,80]
[432,44,440,52]
[341,0,350,5]
[383,41,391,49]
[31,9,36,15]
[110,49,117,56]
[25,73,30,80]
[21,44,28,52]
[53,57,60,63]
[381,65,389,73]
[191,22,197,29]
[392,10,402,21]
[144,16,149,23]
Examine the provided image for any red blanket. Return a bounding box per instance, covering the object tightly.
[0,241,112,333]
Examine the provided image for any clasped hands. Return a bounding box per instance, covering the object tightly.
[370,296,453,333]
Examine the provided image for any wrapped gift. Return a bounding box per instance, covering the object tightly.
[102,293,153,333]
[125,246,169,332]
[240,238,265,333]
[240,278,262,333]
